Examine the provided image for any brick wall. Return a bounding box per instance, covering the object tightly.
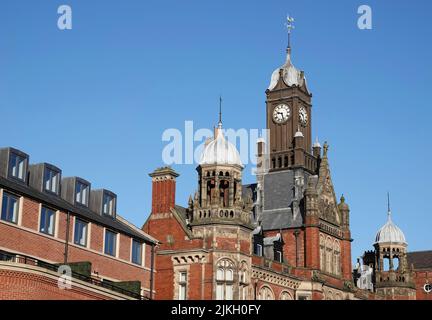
[0,192,153,297]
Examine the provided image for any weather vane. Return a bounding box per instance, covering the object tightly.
[285,15,295,49]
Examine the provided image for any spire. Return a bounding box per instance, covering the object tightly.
[218,96,222,129]
[285,15,295,61]
[387,192,392,221]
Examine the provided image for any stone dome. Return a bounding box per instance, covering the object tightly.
[375,212,407,245]
[199,125,243,167]
[268,49,307,91]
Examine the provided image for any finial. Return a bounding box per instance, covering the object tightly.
[285,14,295,51]
[218,96,222,129]
[387,192,392,220]
[323,141,329,157]
[313,137,321,148]
[340,194,345,203]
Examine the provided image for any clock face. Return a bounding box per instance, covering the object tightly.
[299,107,308,126]
[272,104,291,124]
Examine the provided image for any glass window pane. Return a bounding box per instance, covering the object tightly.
[75,183,81,203]
[132,240,142,264]
[1,194,8,221]
[179,283,186,300]
[44,170,51,190]
[105,230,116,256]
[180,272,186,282]
[225,285,233,300]
[216,284,224,300]
[82,186,87,205]
[52,173,57,193]
[226,269,233,281]
[74,219,88,246]
[18,159,24,179]
[10,196,18,222]
[48,210,55,234]
[216,268,224,280]
[9,154,17,177]
[1,193,17,223]
[40,207,55,235]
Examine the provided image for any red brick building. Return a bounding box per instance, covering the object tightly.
[142,36,432,301]
[0,147,157,300]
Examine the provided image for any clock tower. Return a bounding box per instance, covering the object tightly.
[265,29,316,174]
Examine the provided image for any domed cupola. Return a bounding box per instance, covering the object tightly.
[268,47,307,91]
[375,201,407,245]
[199,120,243,168]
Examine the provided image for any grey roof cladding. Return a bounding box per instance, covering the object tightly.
[407,251,432,270]
[261,207,303,230]
[261,169,297,230]
[263,170,294,211]
[0,176,156,244]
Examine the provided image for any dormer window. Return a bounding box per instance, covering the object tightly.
[103,193,115,217]
[8,152,27,181]
[75,181,89,206]
[44,167,60,194]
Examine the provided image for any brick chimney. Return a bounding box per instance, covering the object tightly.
[149,167,179,214]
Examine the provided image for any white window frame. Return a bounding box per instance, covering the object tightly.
[1,190,20,224]
[73,217,89,247]
[178,271,187,300]
[103,228,118,257]
[38,205,56,236]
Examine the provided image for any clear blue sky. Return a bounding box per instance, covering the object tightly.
[1,0,431,262]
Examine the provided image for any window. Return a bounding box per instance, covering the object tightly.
[178,272,187,300]
[132,240,142,265]
[74,219,88,247]
[44,168,60,194]
[39,206,55,235]
[239,262,249,300]
[103,193,115,216]
[104,230,117,256]
[255,243,263,256]
[275,250,282,263]
[75,181,89,206]
[40,206,56,235]
[9,153,26,181]
[258,286,274,300]
[1,192,19,223]
[215,259,234,300]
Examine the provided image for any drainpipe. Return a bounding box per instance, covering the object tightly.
[64,211,71,264]
[149,243,155,300]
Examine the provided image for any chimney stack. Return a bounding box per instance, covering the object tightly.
[149,167,179,214]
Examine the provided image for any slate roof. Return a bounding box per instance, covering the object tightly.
[263,170,294,211]
[259,169,307,230]
[407,251,432,270]
[261,207,303,230]
[0,176,156,244]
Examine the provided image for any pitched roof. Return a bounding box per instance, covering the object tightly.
[407,251,432,270]
[0,176,156,244]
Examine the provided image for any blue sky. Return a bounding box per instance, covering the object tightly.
[0,0,431,261]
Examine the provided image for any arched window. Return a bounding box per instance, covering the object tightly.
[320,235,325,271]
[239,262,249,300]
[279,291,293,300]
[334,240,341,276]
[216,259,235,300]
[326,237,333,274]
[258,286,274,300]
